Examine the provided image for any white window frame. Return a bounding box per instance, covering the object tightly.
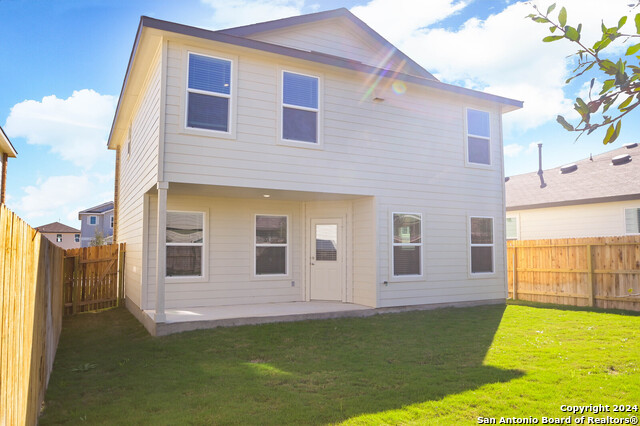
[56,234,62,243]
[469,215,495,276]
[390,212,423,280]
[184,51,235,138]
[254,214,289,278]
[506,215,519,240]
[89,216,97,226]
[165,210,206,280]
[279,69,323,149]
[624,207,640,235]
[464,107,492,168]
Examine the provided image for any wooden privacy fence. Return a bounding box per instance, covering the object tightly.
[0,204,64,426]
[507,236,640,311]
[63,243,125,315]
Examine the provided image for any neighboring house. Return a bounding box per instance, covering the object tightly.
[35,222,81,250]
[506,143,640,240]
[78,201,114,247]
[107,9,522,326]
[0,126,18,205]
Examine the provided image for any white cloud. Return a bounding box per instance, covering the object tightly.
[349,0,638,132]
[527,141,541,154]
[4,89,117,168]
[504,143,524,157]
[16,175,94,223]
[200,0,304,29]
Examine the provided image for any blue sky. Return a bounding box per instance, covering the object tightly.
[1,0,639,228]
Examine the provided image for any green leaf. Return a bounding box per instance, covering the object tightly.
[603,123,615,144]
[565,26,580,41]
[635,13,640,34]
[619,95,634,110]
[618,16,627,29]
[550,26,557,33]
[557,115,574,131]
[543,35,564,42]
[533,17,549,23]
[577,23,582,34]
[626,42,640,56]
[547,3,556,15]
[559,7,567,27]
[600,79,615,94]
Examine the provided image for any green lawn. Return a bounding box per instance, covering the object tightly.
[40,302,640,425]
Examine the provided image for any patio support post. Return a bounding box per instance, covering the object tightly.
[155,181,169,322]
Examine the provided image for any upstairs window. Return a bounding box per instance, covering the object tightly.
[466,109,491,165]
[282,71,318,143]
[392,213,422,277]
[187,53,232,132]
[89,216,97,225]
[625,208,640,234]
[56,234,62,243]
[110,216,114,229]
[75,234,80,243]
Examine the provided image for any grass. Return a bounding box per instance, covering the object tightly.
[40,301,640,425]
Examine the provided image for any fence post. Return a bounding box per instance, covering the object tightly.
[587,244,595,307]
[512,246,518,300]
[72,255,80,314]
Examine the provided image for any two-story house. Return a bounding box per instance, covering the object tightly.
[78,201,114,247]
[35,222,81,250]
[107,8,522,335]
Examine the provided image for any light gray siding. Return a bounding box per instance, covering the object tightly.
[158,38,508,309]
[118,49,162,308]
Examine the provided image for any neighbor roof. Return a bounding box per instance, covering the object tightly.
[0,126,18,158]
[79,201,114,215]
[108,9,522,149]
[506,143,640,210]
[36,222,80,234]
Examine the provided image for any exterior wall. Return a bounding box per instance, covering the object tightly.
[118,47,162,308]
[508,199,640,240]
[157,36,508,309]
[79,210,114,247]
[352,197,377,307]
[245,19,406,72]
[146,193,304,310]
[41,232,80,250]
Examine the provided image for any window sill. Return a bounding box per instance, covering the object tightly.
[166,275,209,284]
[464,161,495,171]
[251,273,291,282]
[181,126,236,140]
[277,138,323,150]
[387,274,424,283]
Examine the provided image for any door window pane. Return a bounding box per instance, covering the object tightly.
[316,224,337,261]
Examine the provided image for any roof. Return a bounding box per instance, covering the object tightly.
[506,143,640,210]
[79,201,114,216]
[36,222,80,234]
[108,9,522,149]
[0,126,18,158]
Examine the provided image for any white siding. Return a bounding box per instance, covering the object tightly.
[147,194,304,309]
[159,38,507,309]
[352,197,377,306]
[510,200,640,240]
[245,18,407,72]
[118,50,162,308]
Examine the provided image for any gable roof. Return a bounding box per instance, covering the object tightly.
[506,143,640,210]
[0,126,18,158]
[218,8,436,80]
[36,222,80,234]
[79,201,114,215]
[108,10,522,150]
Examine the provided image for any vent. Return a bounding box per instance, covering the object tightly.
[612,154,632,165]
[505,176,510,182]
[560,163,578,174]
[624,142,638,149]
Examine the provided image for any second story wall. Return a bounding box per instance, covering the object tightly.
[162,38,505,207]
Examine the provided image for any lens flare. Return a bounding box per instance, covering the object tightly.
[392,81,406,95]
